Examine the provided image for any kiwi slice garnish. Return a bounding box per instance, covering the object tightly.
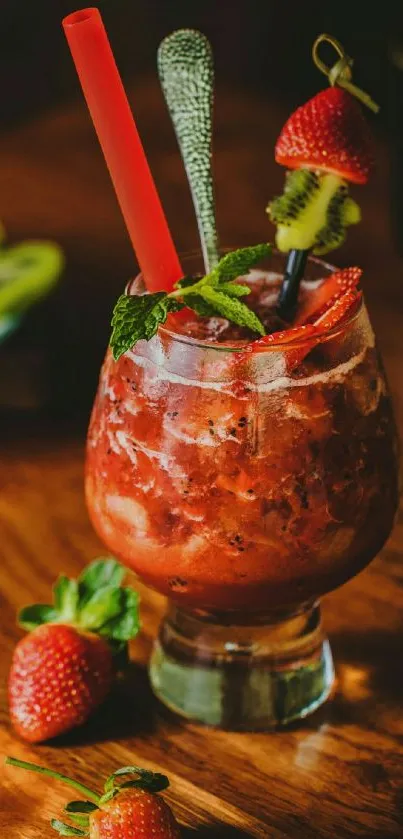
[267,169,361,255]
[315,187,361,254]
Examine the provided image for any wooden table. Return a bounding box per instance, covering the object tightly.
[1,80,403,838]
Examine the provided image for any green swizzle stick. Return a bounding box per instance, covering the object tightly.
[158,29,219,273]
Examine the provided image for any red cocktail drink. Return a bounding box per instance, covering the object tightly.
[86,254,398,727]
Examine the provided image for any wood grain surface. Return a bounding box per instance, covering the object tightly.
[0,79,402,838]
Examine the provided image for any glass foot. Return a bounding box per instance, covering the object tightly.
[149,601,335,730]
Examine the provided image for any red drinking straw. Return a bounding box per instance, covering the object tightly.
[62,8,182,292]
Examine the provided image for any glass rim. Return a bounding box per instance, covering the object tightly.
[129,250,364,354]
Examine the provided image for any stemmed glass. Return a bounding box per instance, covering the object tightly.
[86,251,398,729]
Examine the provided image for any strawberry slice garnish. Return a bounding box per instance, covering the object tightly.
[290,289,362,370]
[295,266,362,325]
[313,288,362,335]
[245,324,319,374]
[275,87,374,185]
[247,323,318,354]
[245,288,362,373]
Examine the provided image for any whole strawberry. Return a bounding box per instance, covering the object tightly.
[5,759,181,838]
[8,558,139,742]
[274,85,374,185]
[91,788,180,839]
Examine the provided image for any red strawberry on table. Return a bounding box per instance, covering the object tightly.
[5,759,181,838]
[8,558,140,743]
[275,86,374,185]
[9,624,113,743]
[90,788,180,839]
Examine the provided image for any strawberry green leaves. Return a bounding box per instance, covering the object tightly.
[65,802,98,814]
[50,820,87,837]
[103,766,170,797]
[79,557,126,594]
[53,577,80,622]
[18,558,140,655]
[98,588,140,645]
[60,801,98,834]
[18,604,59,630]
[110,243,271,359]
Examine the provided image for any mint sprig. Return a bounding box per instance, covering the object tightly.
[110,243,271,359]
[208,243,271,283]
[198,286,265,334]
[110,293,183,361]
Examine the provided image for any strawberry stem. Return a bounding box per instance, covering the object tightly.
[5,758,100,805]
[312,33,379,114]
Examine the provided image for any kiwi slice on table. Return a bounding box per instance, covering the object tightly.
[268,169,361,255]
[0,241,63,316]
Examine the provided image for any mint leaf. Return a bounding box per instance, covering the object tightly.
[218,283,251,297]
[18,604,58,630]
[109,244,272,353]
[185,293,220,318]
[175,275,198,289]
[185,284,250,319]
[212,244,271,283]
[110,293,183,360]
[199,286,265,335]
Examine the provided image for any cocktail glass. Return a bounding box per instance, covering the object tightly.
[86,252,398,730]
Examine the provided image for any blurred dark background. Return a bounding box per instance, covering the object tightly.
[1,0,401,128]
[0,0,402,429]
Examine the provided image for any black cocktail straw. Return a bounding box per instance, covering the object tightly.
[277,249,309,321]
